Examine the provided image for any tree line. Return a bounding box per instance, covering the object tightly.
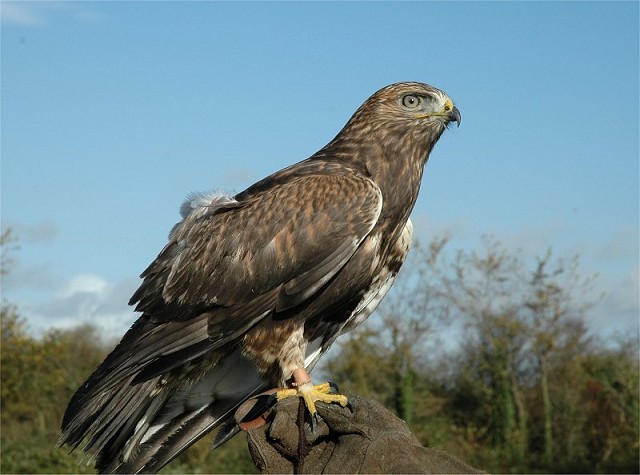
[1,230,638,473]
[326,236,639,473]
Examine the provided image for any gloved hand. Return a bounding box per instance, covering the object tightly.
[238,392,484,474]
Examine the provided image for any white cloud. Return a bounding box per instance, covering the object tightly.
[56,273,111,299]
[19,274,139,340]
[4,220,58,244]
[0,2,44,26]
[1,260,57,293]
[596,226,639,262]
[0,1,103,27]
[589,264,640,339]
[611,265,639,314]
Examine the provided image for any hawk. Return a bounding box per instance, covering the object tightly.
[60,82,460,473]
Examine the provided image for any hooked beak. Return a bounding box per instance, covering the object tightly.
[448,106,461,127]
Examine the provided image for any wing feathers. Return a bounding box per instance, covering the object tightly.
[94,350,266,473]
[278,237,358,310]
[132,173,383,324]
[64,170,385,473]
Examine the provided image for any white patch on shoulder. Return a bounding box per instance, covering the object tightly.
[169,190,239,239]
[179,190,238,220]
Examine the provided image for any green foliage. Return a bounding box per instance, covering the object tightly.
[0,305,107,473]
[0,304,256,474]
[323,236,639,474]
[0,227,19,276]
[163,435,257,474]
[1,232,637,474]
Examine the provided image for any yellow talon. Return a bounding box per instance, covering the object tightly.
[277,381,348,416]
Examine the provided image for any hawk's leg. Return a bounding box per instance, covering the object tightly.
[276,368,349,420]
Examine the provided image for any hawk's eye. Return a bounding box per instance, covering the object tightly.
[402,95,420,108]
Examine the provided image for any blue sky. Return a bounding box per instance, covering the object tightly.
[1,1,638,342]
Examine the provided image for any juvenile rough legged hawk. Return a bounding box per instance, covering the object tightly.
[60,81,461,473]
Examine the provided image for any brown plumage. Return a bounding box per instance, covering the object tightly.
[60,81,460,473]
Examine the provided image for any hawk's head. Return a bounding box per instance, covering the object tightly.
[363,81,461,130]
[328,81,460,157]
[327,82,460,164]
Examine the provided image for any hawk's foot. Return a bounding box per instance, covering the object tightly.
[277,381,349,418]
[277,367,349,427]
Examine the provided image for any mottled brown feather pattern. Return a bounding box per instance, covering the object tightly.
[60,81,460,473]
[136,174,381,315]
